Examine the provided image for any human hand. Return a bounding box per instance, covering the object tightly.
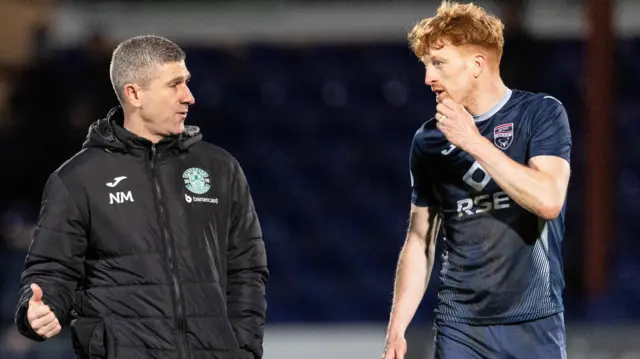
[435,98,483,152]
[27,284,61,339]
[382,332,407,359]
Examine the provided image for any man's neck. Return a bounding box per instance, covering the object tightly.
[123,114,163,144]
[465,77,508,116]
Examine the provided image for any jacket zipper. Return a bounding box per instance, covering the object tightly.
[150,144,188,359]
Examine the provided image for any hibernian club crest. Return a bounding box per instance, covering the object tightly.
[183,167,211,194]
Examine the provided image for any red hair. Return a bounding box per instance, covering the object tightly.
[408,1,505,67]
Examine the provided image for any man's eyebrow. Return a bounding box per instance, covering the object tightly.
[168,73,191,83]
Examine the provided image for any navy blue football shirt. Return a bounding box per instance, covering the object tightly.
[410,88,571,325]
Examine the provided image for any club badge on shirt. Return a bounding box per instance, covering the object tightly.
[494,123,514,150]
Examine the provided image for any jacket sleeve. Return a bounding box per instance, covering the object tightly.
[227,160,269,359]
[14,172,87,341]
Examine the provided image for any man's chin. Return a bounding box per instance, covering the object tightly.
[172,123,185,134]
[161,128,184,138]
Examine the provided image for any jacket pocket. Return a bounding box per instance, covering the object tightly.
[71,317,108,359]
[204,220,229,306]
[204,222,243,354]
[204,222,222,288]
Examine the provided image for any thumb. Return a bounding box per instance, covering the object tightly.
[30,283,43,303]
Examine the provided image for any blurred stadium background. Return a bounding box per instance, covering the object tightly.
[0,0,637,358]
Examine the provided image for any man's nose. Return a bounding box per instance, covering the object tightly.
[425,69,438,86]
[182,85,195,105]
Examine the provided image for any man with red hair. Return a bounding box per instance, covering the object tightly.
[384,2,571,358]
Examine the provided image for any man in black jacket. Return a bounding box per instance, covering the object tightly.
[14,35,269,359]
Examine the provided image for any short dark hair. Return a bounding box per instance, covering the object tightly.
[109,35,185,104]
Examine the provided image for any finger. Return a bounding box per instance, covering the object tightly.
[28,303,52,321]
[441,97,460,111]
[36,317,59,337]
[36,317,60,338]
[30,310,56,329]
[42,320,62,339]
[383,348,395,359]
[436,112,453,124]
[436,103,456,119]
[30,284,43,303]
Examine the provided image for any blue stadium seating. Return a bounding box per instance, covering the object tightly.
[29,39,640,324]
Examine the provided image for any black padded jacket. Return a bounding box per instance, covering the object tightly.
[14,107,269,359]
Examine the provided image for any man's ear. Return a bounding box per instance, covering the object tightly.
[472,53,487,78]
[124,83,143,108]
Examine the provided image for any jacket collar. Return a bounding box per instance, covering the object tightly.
[82,106,202,157]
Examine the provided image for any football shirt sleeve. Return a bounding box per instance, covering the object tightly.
[529,96,572,163]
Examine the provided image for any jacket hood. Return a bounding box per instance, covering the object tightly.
[82,106,202,152]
